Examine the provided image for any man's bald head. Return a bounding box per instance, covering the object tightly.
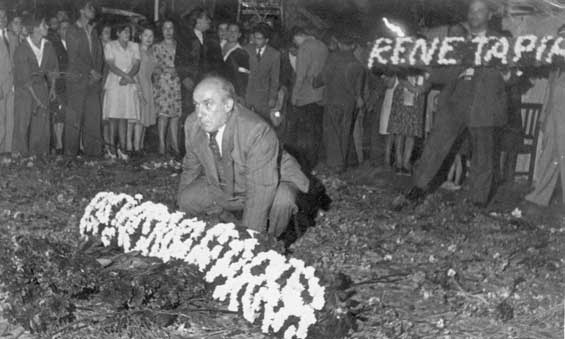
[194,76,236,102]
[193,76,236,133]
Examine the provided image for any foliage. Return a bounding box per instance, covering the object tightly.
[0,234,210,335]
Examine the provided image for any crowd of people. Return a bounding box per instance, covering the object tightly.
[0,0,370,168]
[0,0,562,234]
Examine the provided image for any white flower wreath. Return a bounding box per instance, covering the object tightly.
[80,192,327,339]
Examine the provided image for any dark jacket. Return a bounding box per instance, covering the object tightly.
[245,44,280,115]
[174,28,223,84]
[47,29,68,97]
[314,50,365,111]
[222,45,249,98]
[429,28,507,127]
[65,22,103,84]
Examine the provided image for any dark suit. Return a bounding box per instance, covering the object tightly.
[245,45,280,120]
[177,103,309,236]
[175,29,223,111]
[222,46,249,99]
[413,30,508,204]
[47,29,68,100]
[0,29,17,153]
[64,22,104,156]
[13,39,59,155]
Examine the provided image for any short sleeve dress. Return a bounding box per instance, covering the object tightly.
[153,41,182,118]
[387,76,425,138]
[103,40,141,120]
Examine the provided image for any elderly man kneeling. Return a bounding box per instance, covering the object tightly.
[177,76,309,237]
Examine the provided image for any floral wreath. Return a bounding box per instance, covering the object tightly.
[79,192,335,339]
[368,35,564,68]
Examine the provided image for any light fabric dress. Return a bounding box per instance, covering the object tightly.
[103,40,141,120]
[379,77,398,135]
[153,41,181,118]
[137,46,157,127]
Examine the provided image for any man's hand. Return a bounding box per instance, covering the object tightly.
[90,70,102,82]
[270,109,283,127]
[356,97,365,110]
[49,88,56,102]
[38,101,48,110]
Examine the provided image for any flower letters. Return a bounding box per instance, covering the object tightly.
[368,35,565,67]
[80,192,327,339]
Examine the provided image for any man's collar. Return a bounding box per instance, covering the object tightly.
[223,43,242,61]
[194,29,203,40]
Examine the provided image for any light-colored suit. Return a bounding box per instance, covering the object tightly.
[0,30,17,153]
[178,103,309,236]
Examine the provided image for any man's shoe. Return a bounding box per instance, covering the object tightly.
[391,187,426,211]
[405,186,426,201]
[471,201,489,209]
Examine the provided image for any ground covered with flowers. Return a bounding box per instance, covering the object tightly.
[0,155,563,339]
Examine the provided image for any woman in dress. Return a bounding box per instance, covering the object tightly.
[153,20,181,155]
[379,75,398,168]
[387,74,426,175]
[103,23,140,160]
[12,16,58,156]
[134,25,157,153]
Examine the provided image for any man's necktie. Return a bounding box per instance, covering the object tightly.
[209,131,224,184]
[256,49,261,62]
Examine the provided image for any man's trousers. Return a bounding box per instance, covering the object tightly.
[287,103,323,170]
[0,84,13,153]
[177,177,299,237]
[413,118,496,205]
[64,80,102,156]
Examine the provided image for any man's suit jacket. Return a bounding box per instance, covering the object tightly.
[292,37,328,106]
[245,45,280,115]
[175,29,223,86]
[0,30,17,94]
[179,103,309,231]
[47,29,68,97]
[428,29,507,128]
[65,22,103,85]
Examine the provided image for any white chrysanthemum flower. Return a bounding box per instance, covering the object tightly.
[80,192,327,339]
[283,325,297,339]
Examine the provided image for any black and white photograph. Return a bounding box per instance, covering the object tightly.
[0,0,563,338]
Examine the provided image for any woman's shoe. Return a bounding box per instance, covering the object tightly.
[104,148,117,160]
[117,148,129,161]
